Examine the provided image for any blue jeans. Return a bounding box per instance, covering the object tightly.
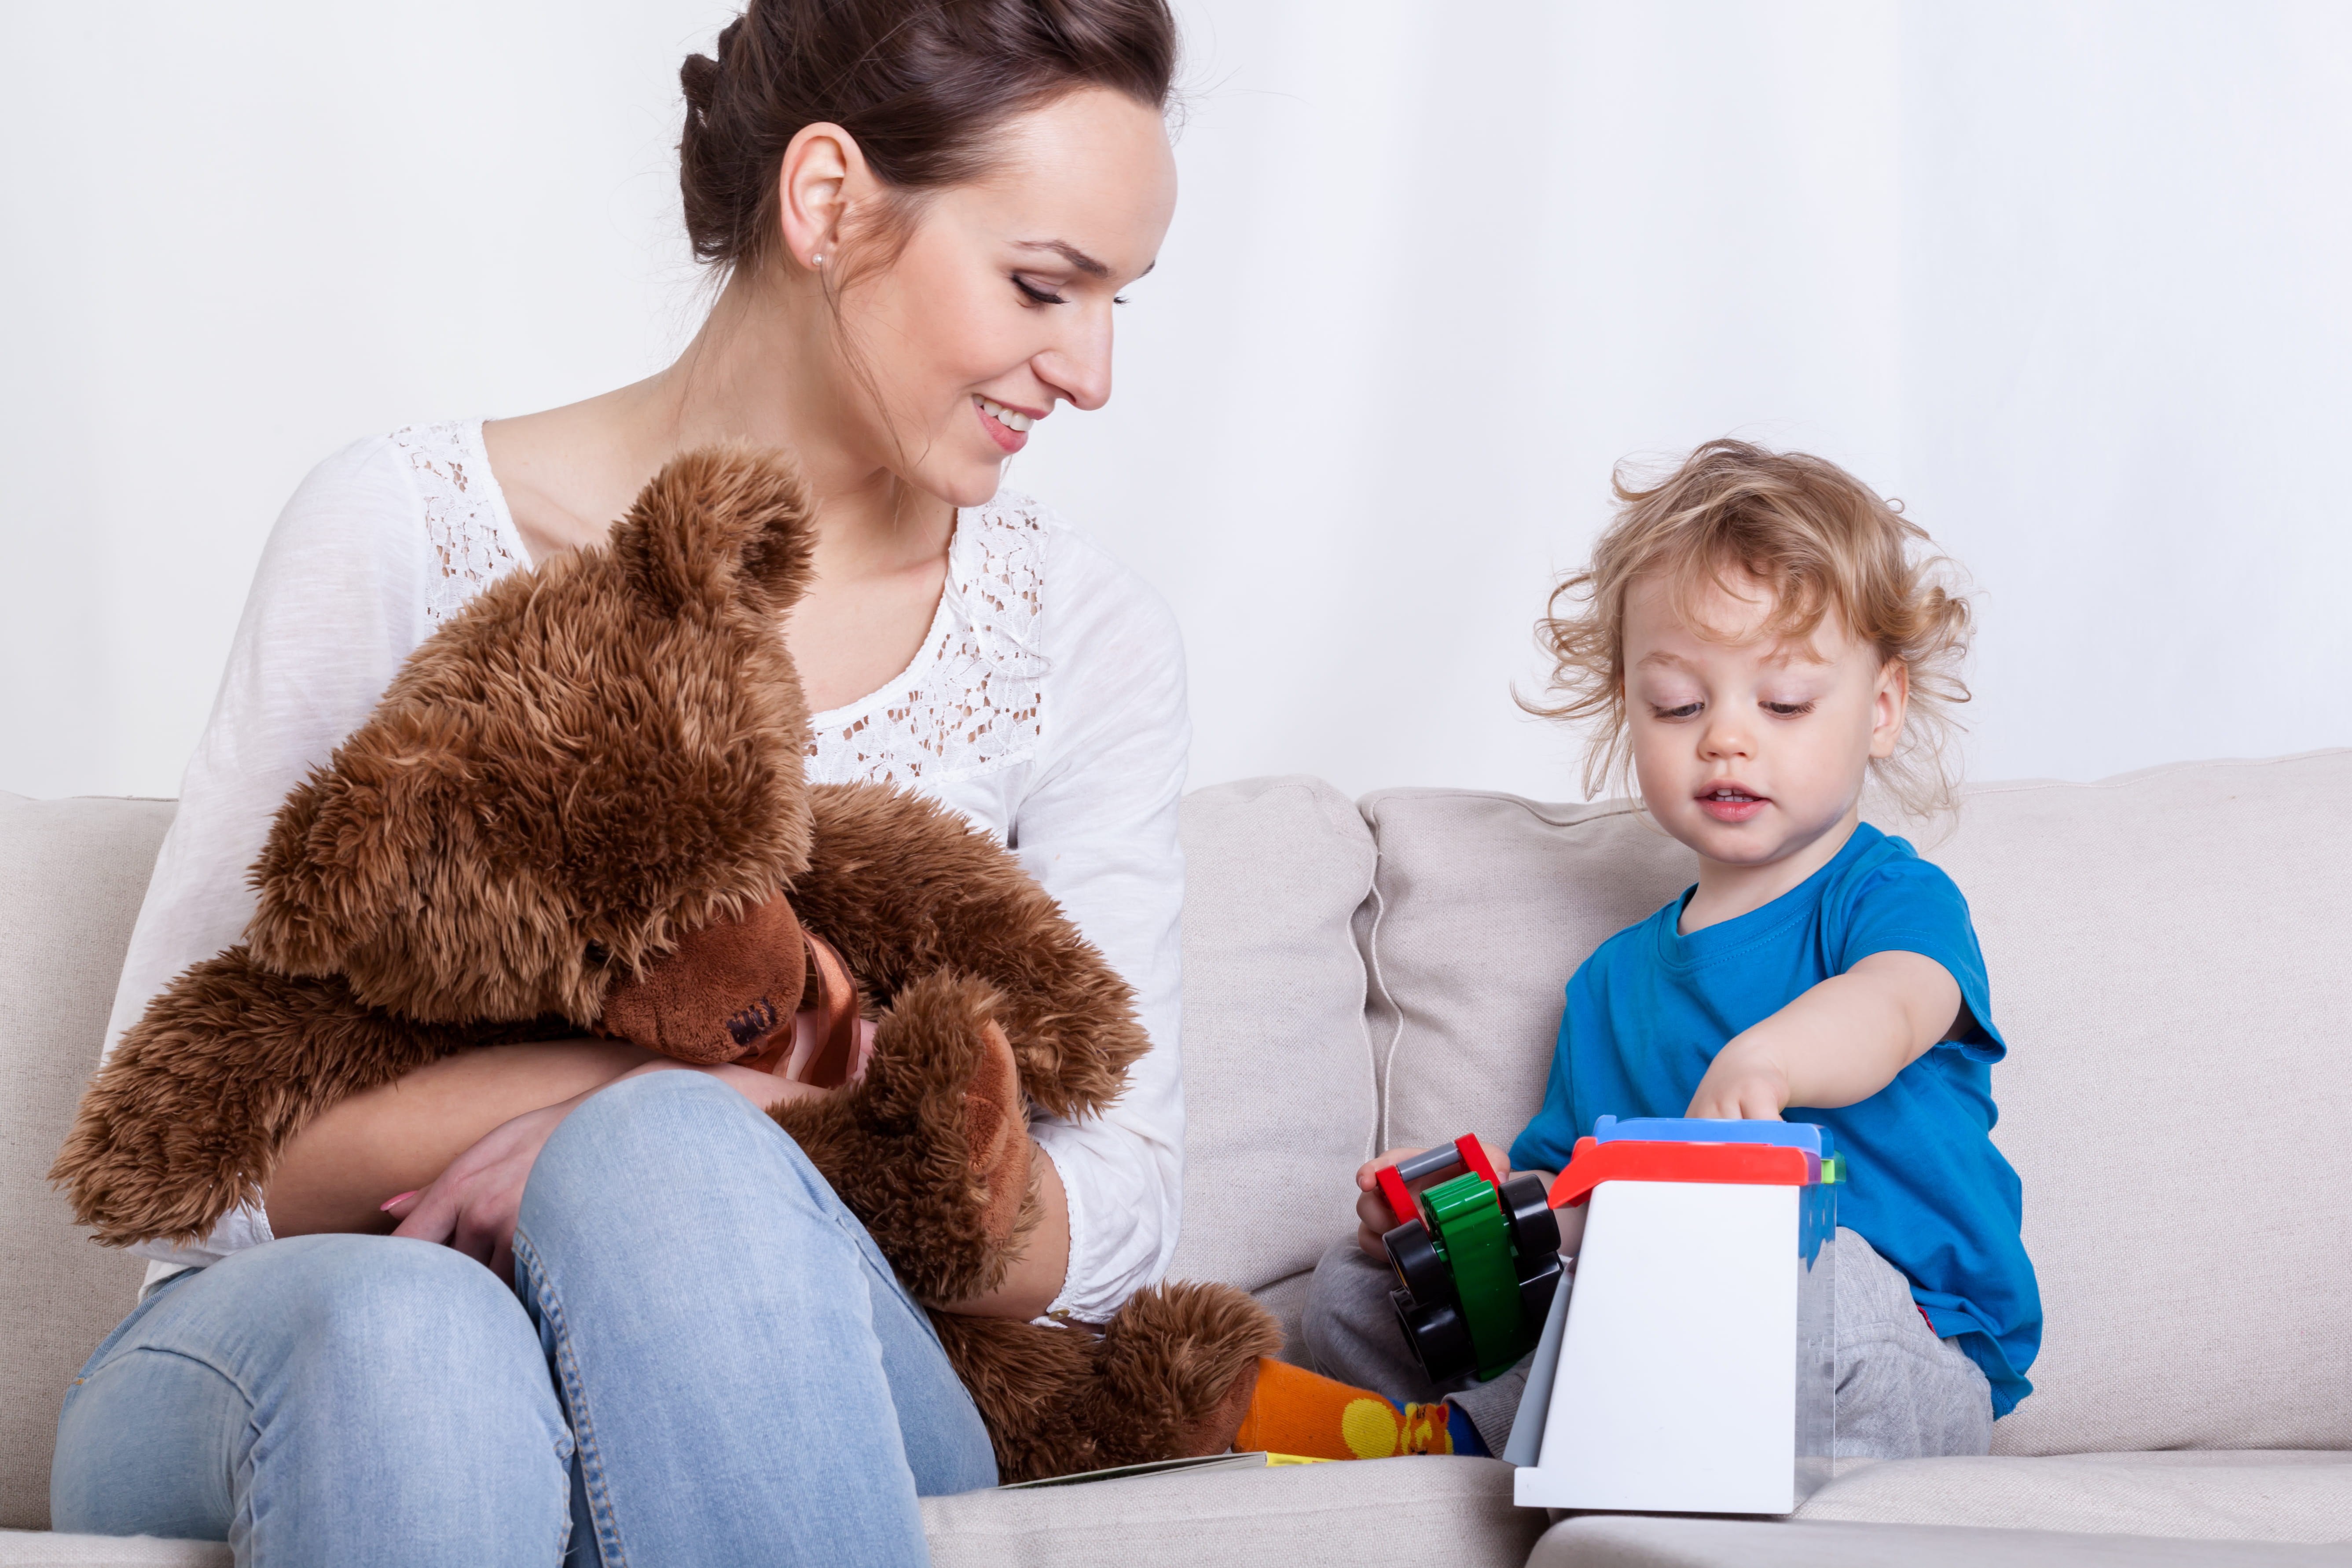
[51,1071,997,1566]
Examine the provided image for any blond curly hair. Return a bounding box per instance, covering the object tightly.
[1524,438,1974,817]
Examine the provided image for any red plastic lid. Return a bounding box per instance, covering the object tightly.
[1546,1136,1819,1209]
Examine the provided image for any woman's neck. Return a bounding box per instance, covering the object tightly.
[485,271,955,579]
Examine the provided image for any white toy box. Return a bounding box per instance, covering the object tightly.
[1508,1117,1838,1515]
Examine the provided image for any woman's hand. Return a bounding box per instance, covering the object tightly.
[383,1060,834,1281]
[383,1095,582,1281]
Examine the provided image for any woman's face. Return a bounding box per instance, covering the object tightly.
[831,88,1178,507]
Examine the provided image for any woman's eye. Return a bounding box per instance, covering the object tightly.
[1762,701,1816,717]
[1652,702,1703,720]
[1012,275,1066,305]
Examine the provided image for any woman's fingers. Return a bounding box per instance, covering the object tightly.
[390,1180,462,1246]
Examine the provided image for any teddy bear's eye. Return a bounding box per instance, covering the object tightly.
[583,941,611,967]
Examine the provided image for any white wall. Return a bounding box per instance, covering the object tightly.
[5,1,2347,804]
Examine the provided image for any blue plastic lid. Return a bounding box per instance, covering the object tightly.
[1591,1115,1833,1159]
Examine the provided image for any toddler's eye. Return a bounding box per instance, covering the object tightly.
[1762,701,1816,717]
[1652,702,1703,720]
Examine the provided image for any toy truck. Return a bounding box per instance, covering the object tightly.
[1378,1136,1563,1383]
[1507,1116,1840,1515]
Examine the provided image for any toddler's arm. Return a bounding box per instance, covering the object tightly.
[1687,950,1963,1119]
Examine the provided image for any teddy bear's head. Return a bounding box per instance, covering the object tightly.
[243,446,820,1029]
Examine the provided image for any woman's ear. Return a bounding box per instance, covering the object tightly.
[777,121,867,272]
[1870,657,1912,760]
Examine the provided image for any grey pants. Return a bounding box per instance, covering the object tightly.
[1303,1226,1992,1460]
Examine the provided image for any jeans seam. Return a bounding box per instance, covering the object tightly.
[515,1228,626,1568]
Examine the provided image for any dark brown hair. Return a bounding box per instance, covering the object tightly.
[680,0,1178,278]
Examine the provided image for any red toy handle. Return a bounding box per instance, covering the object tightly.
[1376,1134,1504,1229]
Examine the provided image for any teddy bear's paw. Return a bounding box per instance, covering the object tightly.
[52,954,454,1246]
[1082,1282,1289,1464]
[772,969,1028,1304]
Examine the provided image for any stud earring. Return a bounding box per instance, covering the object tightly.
[811,252,825,267]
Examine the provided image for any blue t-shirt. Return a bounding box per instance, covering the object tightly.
[1509,822,2042,1416]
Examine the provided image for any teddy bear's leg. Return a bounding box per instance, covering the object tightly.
[769,971,1032,1306]
[928,1282,1287,1484]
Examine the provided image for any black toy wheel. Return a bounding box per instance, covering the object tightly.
[1516,1249,1563,1326]
[1391,1287,1475,1384]
[1500,1172,1560,1261]
[1383,1218,1451,1305]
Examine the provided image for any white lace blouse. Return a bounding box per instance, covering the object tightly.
[104,418,1190,1323]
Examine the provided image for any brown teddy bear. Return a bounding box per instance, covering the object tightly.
[52,446,1280,1483]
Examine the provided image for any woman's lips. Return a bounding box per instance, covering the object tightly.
[1697,790,1769,823]
[975,397,1030,454]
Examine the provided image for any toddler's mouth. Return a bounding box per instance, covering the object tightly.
[1697,786,1769,824]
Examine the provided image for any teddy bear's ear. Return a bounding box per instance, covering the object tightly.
[612,444,817,619]
[243,745,449,976]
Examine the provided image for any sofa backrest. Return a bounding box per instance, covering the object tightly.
[0,793,172,1531]
[1353,751,2352,1459]
[1168,777,1379,1339]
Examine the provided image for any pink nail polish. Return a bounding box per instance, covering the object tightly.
[381,1190,419,1212]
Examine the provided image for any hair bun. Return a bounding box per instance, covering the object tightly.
[676,0,1176,272]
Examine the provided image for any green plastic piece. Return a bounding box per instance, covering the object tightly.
[1417,1172,1525,1380]
[1822,1154,1847,1184]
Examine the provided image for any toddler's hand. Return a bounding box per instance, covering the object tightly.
[1350,1140,1510,1261]
[1685,1038,1790,1120]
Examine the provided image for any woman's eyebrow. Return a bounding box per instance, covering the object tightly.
[1016,239,1155,281]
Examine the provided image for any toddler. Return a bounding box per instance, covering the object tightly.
[1240,439,2041,1462]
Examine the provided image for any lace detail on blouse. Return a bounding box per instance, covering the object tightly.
[393,414,1049,790]
[391,420,525,631]
[804,496,1050,789]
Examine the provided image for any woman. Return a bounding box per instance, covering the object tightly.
[52,2,1186,1562]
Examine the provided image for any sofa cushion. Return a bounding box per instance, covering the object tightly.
[923,1456,1543,1568]
[1355,789,1693,1158]
[1172,778,1379,1341]
[1888,753,2352,1458]
[1796,1449,2352,1544]
[0,796,173,1533]
[1530,1514,2348,1567]
[1360,752,2352,1459]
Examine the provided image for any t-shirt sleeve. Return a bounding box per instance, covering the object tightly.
[1836,848,2005,1062]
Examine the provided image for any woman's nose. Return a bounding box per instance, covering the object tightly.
[1034,318,1114,412]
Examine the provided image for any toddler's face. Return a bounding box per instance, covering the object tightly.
[1621,571,1906,872]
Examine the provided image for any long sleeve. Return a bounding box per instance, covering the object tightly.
[1007,529,1190,1322]
[103,435,433,1268]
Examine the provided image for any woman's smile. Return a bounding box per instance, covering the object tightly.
[975,393,1041,452]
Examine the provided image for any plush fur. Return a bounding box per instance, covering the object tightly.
[51,445,1278,1481]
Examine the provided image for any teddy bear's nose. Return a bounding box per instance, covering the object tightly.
[584,941,611,967]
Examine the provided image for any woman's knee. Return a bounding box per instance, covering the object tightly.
[529,1068,823,1217]
[224,1235,551,1404]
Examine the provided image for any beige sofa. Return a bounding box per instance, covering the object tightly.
[5,752,2350,1566]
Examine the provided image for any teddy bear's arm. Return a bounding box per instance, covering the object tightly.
[49,947,530,1248]
[789,782,1151,1122]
